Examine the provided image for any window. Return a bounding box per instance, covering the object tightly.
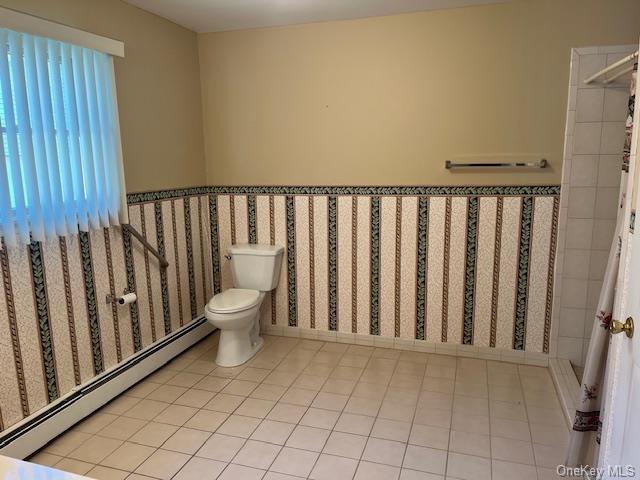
[0,26,126,247]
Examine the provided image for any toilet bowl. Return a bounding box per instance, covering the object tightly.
[206,288,265,366]
[205,244,284,367]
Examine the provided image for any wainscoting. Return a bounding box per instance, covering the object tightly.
[0,185,559,438]
[200,187,559,356]
[0,192,213,435]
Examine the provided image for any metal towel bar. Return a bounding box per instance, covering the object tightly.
[445,159,547,169]
[122,223,169,269]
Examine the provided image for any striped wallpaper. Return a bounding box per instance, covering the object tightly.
[207,189,559,355]
[0,193,213,435]
[0,185,559,435]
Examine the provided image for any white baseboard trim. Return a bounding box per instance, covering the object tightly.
[262,324,550,366]
[0,317,214,460]
[549,358,581,428]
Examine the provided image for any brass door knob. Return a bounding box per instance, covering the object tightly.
[610,317,634,338]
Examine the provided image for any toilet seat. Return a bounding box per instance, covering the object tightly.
[206,288,261,314]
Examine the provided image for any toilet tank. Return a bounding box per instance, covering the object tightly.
[228,244,285,291]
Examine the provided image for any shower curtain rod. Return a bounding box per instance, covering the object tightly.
[584,50,638,85]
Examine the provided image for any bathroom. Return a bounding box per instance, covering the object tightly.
[0,0,639,479]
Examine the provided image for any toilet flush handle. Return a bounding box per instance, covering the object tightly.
[224,254,232,261]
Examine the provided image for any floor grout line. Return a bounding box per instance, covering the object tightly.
[34,333,570,480]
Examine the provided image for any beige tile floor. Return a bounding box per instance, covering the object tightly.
[29,332,569,480]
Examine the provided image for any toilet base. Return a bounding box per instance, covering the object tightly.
[215,328,264,367]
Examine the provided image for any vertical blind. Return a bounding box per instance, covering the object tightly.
[0,27,126,247]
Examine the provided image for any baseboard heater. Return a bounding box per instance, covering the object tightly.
[0,317,215,460]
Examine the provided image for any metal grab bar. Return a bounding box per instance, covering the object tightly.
[445,159,547,169]
[122,223,169,269]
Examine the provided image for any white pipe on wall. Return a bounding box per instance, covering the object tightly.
[584,50,638,84]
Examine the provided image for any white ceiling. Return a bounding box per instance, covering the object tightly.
[123,0,509,33]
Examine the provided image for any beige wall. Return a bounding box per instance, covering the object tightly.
[0,0,206,192]
[199,0,640,186]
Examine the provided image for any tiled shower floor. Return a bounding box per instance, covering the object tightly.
[29,333,568,480]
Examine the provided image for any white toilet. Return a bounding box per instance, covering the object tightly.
[205,244,284,367]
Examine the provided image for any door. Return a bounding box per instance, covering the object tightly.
[599,43,640,479]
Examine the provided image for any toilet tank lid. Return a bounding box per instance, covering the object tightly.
[228,244,284,257]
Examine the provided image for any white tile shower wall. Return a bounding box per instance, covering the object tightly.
[553,45,636,367]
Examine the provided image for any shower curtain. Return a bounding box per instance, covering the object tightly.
[566,63,637,467]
